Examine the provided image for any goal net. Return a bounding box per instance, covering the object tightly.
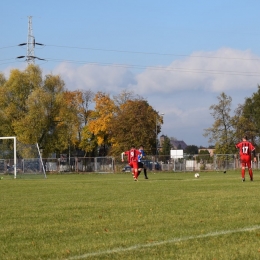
[213,154,235,171]
[0,137,46,179]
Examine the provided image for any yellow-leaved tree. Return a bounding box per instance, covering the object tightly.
[83,90,163,156]
[0,65,83,157]
[0,65,42,137]
[109,99,160,155]
[86,92,117,156]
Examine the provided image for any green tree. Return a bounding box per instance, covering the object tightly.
[196,149,213,169]
[184,145,198,155]
[204,92,236,154]
[159,135,171,162]
[160,135,171,155]
[232,86,260,147]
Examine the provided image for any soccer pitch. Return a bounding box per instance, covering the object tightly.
[1,171,260,259]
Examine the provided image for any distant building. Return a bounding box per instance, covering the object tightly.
[159,135,166,148]
[171,140,187,150]
[160,135,187,150]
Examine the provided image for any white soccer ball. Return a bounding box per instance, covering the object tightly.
[194,173,200,178]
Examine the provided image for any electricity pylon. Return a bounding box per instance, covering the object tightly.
[17,16,44,63]
[26,16,35,64]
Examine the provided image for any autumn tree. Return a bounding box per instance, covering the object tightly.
[108,99,161,155]
[0,65,165,158]
[113,90,142,106]
[82,90,163,156]
[12,74,69,155]
[0,65,83,156]
[77,89,95,126]
[87,92,117,156]
[74,89,98,156]
[0,65,42,137]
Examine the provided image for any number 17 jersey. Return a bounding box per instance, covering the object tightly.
[236,141,255,160]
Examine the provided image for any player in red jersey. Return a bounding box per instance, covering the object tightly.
[121,145,141,181]
[235,135,257,182]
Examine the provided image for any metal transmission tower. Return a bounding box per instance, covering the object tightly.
[17,16,44,63]
[27,16,35,64]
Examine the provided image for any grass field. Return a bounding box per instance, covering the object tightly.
[1,170,260,260]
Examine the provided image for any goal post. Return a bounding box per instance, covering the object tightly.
[0,137,47,179]
[0,137,17,178]
[36,143,46,178]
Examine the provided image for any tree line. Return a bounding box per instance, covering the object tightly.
[0,65,164,157]
[156,90,260,158]
[204,91,260,154]
[1,65,257,159]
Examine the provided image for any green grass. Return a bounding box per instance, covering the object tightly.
[1,170,260,259]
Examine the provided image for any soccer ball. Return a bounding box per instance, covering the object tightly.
[194,173,200,178]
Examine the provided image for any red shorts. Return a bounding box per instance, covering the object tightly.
[129,161,138,170]
[240,155,252,168]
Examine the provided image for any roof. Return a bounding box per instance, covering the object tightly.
[170,140,187,150]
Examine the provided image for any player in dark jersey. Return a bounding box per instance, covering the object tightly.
[121,145,141,181]
[137,145,148,179]
[235,135,257,182]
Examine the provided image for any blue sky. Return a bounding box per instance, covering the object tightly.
[1,1,260,147]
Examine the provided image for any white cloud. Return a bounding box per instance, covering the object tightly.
[47,48,260,98]
[48,48,260,146]
[131,48,260,94]
[2,48,255,147]
[52,63,136,92]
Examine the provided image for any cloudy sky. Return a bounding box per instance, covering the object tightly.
[1,1,260,147]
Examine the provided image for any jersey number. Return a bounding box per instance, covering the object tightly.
[242,146,248,154]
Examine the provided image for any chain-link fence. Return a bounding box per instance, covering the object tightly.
[0,157,115,175]
[117,154,259,172]
[0,154,259,175]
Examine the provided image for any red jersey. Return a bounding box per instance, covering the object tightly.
[124,149,141,164]
[236,141,255,158]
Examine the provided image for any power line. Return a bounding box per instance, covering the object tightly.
[45,44,260,61]
[1,42,260,62]
[0,61,20,66]
[43,57,260,77]
[1,54,260,77]
[1,55,260,77]
[0,45,17,50]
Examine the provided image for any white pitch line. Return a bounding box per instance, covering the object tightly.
[66,225,260,260]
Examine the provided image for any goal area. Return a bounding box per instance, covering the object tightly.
[0,137,46,179]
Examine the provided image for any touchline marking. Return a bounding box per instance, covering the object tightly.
[66,225,260,260]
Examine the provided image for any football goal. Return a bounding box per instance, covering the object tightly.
[0,137,46,179]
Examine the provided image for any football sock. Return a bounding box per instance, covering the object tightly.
[144,168,147,178]
[249,168,253,180]
[241,168,245,179]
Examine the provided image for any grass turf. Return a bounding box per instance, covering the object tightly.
[0,170,260,259]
